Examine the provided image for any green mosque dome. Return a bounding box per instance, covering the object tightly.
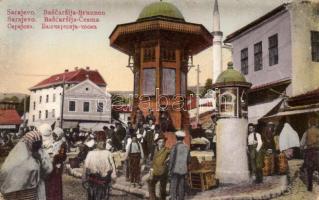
[137,1,185,21]
[216,62,247,83]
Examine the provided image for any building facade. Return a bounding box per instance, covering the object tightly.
[224,1,319,134]
[29,86,63,126]
[28,67,111,129]
[63,79,111,128]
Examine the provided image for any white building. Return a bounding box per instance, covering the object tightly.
[224,1,319,134]
[28,67,111,129]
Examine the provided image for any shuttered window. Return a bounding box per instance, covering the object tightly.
[311,31,319,62]
[254,42,263,71]
[241,48,248,75]
[269,34,278,66]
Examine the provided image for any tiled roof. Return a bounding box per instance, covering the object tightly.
[249,78,291,93]
[30,68,106,90]
[0,109,22,125]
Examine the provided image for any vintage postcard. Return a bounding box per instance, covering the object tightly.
[0,0,318,199]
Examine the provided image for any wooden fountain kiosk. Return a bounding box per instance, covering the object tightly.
[109,1,212,146]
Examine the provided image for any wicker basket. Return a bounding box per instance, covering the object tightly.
[2,188,37,200]
[277,153,288,174]
[262,155,273,176]
[200,160,216,171]
[189,157,201,171]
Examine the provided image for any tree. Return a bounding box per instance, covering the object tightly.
[3,96,19,102]
[200,78,213,97]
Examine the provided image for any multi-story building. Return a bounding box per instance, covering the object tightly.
[28,67,111,129]
[224,1,319,134]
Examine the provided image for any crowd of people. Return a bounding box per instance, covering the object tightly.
[247,117,319,191]
[0,108,192,200]
[0,110,318,200]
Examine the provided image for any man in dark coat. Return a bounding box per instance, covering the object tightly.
[300,117,319,191]
[169,130,191,200]
[146,109,156,125]
[148,134,170,200]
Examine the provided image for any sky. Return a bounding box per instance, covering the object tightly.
[0,0,291,94]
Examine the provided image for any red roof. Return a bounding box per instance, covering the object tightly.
[0,110,22,125]
[30,68,106,90]
[249,78,291,93]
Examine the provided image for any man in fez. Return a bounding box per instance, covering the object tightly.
[148,134,170,200]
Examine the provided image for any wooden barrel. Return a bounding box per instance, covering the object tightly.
[277,153,288,174]
[3,188,37,200]
[262,155,272,176]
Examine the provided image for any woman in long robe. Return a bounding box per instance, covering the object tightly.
[0,130,53,200]
[45,127,67,200]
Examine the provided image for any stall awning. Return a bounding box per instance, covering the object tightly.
[248,98,283,124]
[62,121,79,129]
[263,107,319,119]
[0,125,17,129]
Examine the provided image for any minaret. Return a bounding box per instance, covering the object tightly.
[212,0,223,83]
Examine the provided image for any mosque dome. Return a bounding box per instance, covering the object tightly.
[137,1,185,21]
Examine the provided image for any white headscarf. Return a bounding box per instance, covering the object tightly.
[53,127,64,139]
[0,138,53,198]
[51,127,64,155]
[37,124,52,137]
[37,124,53,149]
[279,123,300,151]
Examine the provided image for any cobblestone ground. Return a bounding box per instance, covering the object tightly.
[274,160,319,200]
[63,174,142,200]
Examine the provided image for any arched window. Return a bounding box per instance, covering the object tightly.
[220,92,236,116]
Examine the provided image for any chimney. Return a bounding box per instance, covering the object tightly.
[86,66,90,70]
[64,69,69,72]
[75,66,79,70]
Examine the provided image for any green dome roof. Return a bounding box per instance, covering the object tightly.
[216,62,247,83]
[138,2,185,21]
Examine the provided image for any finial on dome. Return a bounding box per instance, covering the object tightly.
[227,62,234,69]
